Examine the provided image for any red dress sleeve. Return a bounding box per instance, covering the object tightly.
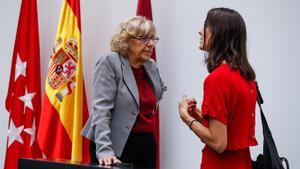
[201,73,229,126]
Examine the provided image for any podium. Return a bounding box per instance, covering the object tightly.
[18,158,141,169]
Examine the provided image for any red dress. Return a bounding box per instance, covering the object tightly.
[200,64,258,169]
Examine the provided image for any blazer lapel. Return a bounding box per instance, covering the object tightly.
[144,61,162,101]
[120,56,139,107]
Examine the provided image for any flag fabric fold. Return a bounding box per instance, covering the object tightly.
[4,0,42,169]
[37,0,90,162]
[136,1,160,169]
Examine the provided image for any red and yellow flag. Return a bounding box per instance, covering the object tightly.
[4,0,42,168]
[37,0,89,162]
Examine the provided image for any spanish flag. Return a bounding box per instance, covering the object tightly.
[37,0,89,162]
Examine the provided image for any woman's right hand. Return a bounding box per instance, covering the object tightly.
[98,155,121,166]
[187,98,203,121]
[189,107,203,122]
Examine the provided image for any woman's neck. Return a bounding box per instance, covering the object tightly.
[128,55,144,69]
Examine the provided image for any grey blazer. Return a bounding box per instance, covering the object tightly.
[81,52,166,159]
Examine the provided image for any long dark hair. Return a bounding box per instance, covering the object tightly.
[204,7,256,80]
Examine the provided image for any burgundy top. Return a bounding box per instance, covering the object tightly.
[131,66,156,133]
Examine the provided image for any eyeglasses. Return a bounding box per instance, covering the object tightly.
[132,36,159,45]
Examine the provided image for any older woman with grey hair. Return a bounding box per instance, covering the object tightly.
[81,16,166,168]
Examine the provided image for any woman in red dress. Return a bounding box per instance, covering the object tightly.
[179,7,257,169]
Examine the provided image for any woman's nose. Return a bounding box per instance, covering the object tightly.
[146,39,156,47]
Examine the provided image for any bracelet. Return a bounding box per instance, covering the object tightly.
[189,119,197,130]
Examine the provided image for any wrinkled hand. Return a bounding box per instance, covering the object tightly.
[98,155,121,166]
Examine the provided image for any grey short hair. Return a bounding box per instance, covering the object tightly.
[110,16,157,57]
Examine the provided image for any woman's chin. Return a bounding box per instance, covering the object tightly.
[143,53,152,59]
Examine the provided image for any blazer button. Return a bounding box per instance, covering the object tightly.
[250,89,254,93]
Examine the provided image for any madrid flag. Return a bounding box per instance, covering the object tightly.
[4,0,42,169]
[37,0,90,162]
[136,1,160,168]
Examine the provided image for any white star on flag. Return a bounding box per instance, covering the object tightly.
[7,119,24,147]
[24,118,36,147]
[18,87,36,112]
[15,54,27,80]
